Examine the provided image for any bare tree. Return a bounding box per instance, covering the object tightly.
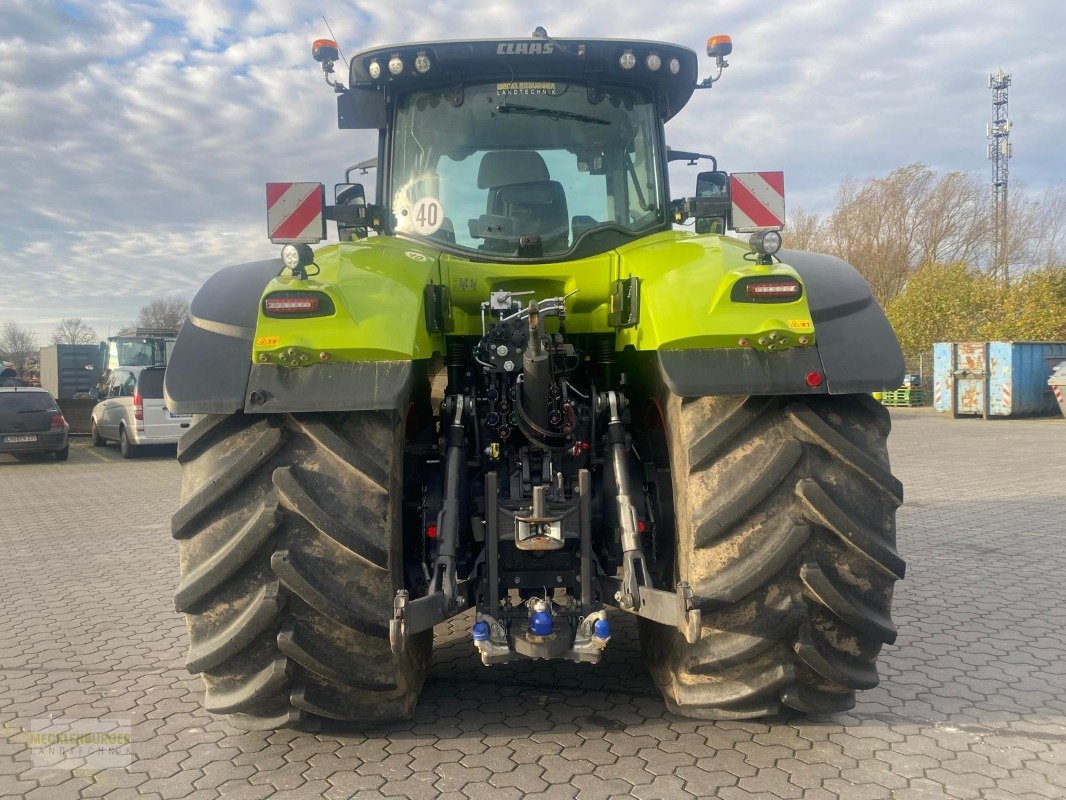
[915,170,988,267]
[822,167,929,305]
[0,321,39,372]
[1021,186,1066,271]
[810,163,1065,300]
[785,208,828,252]
[136,297,190,331]
[51,317,99,345]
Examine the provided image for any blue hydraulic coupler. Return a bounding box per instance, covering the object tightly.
[593,617,610,640]
[472,620,490,642]
[529,605,554,637]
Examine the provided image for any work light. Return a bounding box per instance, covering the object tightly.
[749,229,782,256]
[281,243,314,273]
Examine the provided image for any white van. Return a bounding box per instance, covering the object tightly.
[90,366,191,457]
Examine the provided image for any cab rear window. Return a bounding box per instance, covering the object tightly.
[137,368,165,400]
[0,392,56,412]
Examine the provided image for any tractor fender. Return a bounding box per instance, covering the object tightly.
[164,258,415,415]
[656,250,903,396]
[784,249,904,394]
[165,259,281,415]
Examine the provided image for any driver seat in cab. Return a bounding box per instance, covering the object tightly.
[476,150,569,253]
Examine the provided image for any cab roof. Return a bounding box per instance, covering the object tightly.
[348,37,699,121]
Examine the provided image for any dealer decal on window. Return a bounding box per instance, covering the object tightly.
[496,82,559,96]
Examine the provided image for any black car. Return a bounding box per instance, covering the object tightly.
[0,387,70,461]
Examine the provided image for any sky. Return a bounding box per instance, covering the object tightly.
[1,0,1063,342]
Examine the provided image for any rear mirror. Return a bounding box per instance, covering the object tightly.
[335,183,368,241]
[335,183,365,205]
[694,170,730,234]
[696,170,729,198]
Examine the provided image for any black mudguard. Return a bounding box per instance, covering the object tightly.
[164,259,413,415]
[657,249,904,397]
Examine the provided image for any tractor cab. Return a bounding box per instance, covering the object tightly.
[275,32,748,261]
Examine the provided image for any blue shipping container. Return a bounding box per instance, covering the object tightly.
[932,342,1066,417]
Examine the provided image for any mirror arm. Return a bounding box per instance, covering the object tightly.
[325,203,388,232]
[672,197,731,225]
[666,149,717,170]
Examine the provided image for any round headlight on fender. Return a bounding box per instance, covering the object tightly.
[281,243,315,273]
[749,229,783,257]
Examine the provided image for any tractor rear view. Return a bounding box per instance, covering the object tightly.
[165,29,905,728]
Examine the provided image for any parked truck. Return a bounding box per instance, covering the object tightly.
[38,344,102,400]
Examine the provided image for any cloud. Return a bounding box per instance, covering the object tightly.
[0,0,1063,335]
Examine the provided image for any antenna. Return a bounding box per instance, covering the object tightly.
[322,15,348,69]
[987,69,1012,286]
[530,25,580,57]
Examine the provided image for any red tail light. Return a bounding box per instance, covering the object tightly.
[262,291,335,318]
[746,280,801,299]
[732,276,804,303]
[50,412,66,429]
[133,390,143,421]
[265,295,320,313]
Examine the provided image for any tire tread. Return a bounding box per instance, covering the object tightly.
[174,410,428,728]
[640,388,903,720]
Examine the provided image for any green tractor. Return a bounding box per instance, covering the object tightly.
[166,29,905,729]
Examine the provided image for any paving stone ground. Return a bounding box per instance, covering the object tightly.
[1,409,1064,799]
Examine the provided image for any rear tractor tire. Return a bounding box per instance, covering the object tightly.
[640,391,905,719]
[172,410,431,729]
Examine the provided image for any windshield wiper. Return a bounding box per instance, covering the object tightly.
[495,103,610,125]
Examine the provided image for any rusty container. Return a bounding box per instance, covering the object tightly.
[932,341,1066,417]
[1050,363,1066,419]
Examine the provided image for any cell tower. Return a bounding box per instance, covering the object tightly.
[987,70,1012,285]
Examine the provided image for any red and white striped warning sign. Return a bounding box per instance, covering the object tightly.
[730,171,785,232]
[266,182,326,244]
